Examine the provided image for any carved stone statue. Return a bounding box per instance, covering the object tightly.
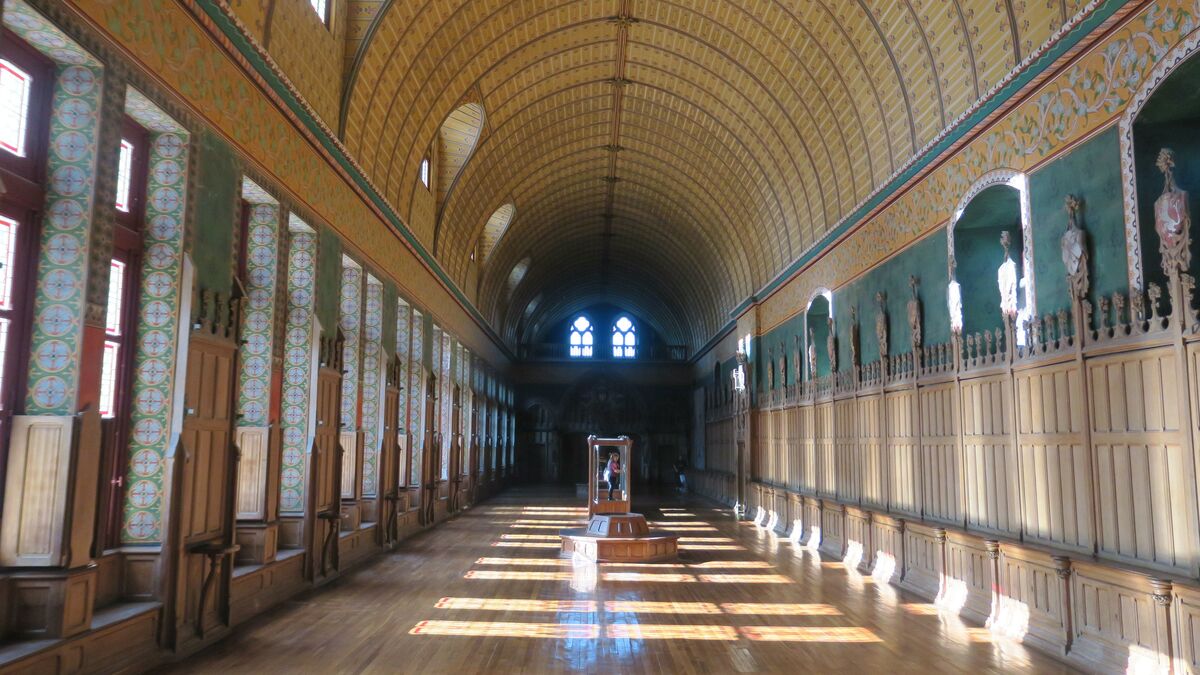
[794,335,803,383]
[907,275,922,349]
[948,258,963,335]
[765,347,775,390]
[997,231,1019,318]
[779,355,787,389]
[826,317,837,373]
[807,328,816,380]
[848,307,859,368]
[875,292,888,361]
[1061,194,1089,301]
[1156,148,1192,277]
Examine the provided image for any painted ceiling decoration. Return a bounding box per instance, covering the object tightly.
[342,0,1094,351]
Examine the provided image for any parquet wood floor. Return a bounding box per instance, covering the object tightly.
[160,487,1076,674]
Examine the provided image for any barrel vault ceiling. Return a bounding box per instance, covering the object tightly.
[340,0,1092,352]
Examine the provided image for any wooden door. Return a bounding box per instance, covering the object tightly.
[175,329,238,642]
[421,375,438,525]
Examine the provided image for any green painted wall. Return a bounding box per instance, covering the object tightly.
[953,185,1022,337]
[315,226,342,336]
[1031,126,1128,316]
[807,297,831,378]
[833,230,950,370]
[758,313,804,389]
[750,230,952,377]
[1132,55,1200,290]
[192,130,237,295]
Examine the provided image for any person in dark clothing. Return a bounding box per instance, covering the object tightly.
[673,457,687,493]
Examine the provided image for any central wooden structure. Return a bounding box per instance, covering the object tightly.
[559,436,678,562]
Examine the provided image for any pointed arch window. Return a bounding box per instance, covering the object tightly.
[419,157,430,188]
[569,316,593,358]
[612,315,636,358]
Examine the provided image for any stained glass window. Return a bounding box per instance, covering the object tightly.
[612,315,636,358]
[0,59,31,157]
[569,316,593,358]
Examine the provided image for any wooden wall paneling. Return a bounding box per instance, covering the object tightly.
[772,407,785,486]
[884,388,920,516]
[174,331,239,645]
[960,374,1019,537]
[819,499,845,559]
[802,495,821,546]
[0,411,100,569]
[940,530,994,625]
[750,410,764,482]
[799,405,815,494]
[844,506,872,572]
[1172,582,1200,672]
[834,397,860,504]
[918,382,961,524]
[1014,360,1093,552]
[858,392,885,508]
[380,384,401,545]
[900,521,943,599]
[1088,348,1197,575]
[786,491,803,540]
[869,512,904,581]
[309,361,344,581]
[815,402,835,497]
[994,545,1071,657]
[1068,561,1172,673]
[234,427,270,520]
[787,404,801,490]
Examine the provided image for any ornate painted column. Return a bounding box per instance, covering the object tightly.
[233,181,281,564]
[278,217,318,546]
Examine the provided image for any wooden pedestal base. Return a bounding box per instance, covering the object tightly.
[560,513,679,563]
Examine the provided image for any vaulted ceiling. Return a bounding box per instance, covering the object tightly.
[341,0,1091,352]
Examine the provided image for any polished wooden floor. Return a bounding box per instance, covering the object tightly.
[161,487,1076,674]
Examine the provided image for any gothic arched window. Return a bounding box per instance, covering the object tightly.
[569,316,593,358]
[612,315,636,358]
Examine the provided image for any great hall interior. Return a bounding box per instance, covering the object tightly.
[6,0,1200,673]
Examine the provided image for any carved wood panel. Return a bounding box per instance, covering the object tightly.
[884,389,919,516]
[180,334,236,542]
[798,406,815,494]
[858,393,885,509]
[834,399,860,504]
[919,383,960,524]
[1015,362,1092,552]
[815,402,835,498]
[314,367,342,516]
[1089,349,1196,574]
[961,375,1018,536]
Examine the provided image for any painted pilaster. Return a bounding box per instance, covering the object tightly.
[361,274,383,496]
[279,222,317,515]
[119,91,190,544]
